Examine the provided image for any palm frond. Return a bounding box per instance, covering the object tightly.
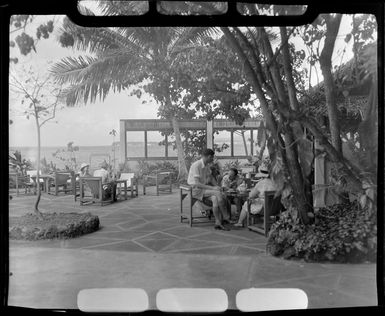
[50,55,98,85]
[169,27,221,53]
[97,0,148,16]
[52,52,149,106]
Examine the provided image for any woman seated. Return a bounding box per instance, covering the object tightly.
[78,163,91,179]
[233,164,276,227]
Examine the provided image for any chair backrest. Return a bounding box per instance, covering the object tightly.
[80,176,102,196]
[264,191,284,217]
[55,172,71,185]
[26,170,41,183]
[26,170,41,177]
[119,173,135,186]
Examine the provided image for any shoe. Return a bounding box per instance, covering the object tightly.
[233,223,243,228]
[223,219,236,225]
[214,224,230,231]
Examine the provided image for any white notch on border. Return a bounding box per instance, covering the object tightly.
[77,288,149,312]
[236,288,308,311]
[156,288,228,312]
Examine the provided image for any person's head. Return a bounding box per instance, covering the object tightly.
[229,168,238,180]
[256,164,269,178]
[80,163,89,174]
[100,161,108,170]
[201,148,215,165]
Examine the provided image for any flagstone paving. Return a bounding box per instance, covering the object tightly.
[8,185,377,310]
[9,185,268,254]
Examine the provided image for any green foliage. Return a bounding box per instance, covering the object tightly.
[118,162,133,173]
[9,150,33,175]
[52,142,79,171]
[223,159,241,172]
[160,130,229,170]
[136,160,178,181]
[40,157,57,174]
[10,15,54,63]
[267,201,377,262]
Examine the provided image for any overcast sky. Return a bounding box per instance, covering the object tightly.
[9,14,363,147]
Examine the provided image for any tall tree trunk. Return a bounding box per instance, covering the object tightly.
[34,115,43,219]
[240,131,248,156]
[222,26,311,224]
[171,116,188,181]
[320,14,343,154]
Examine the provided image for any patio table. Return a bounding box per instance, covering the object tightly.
[30,174,53,193]
[224,189,250,219]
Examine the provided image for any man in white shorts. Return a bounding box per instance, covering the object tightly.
[187,149,232,230]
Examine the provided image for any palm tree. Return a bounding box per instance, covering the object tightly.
[51,2,220,181]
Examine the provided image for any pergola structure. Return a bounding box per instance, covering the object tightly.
[119,119,261,163]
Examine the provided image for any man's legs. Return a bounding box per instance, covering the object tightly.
[204,189,231,226]
[208,195,222,226]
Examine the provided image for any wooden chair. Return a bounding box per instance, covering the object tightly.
[247,191,285,236]
[79,176,114,206]
[9,173,35,196]
[47,172,74,196]
[180,184,214,227]
[143,170,173,196]
[117,173,138,198]
[26,170,44,193]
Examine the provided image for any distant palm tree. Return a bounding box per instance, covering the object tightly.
[51,1,220,180]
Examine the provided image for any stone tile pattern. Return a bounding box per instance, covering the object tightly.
[9,185,377,310]
[9,185,266,255]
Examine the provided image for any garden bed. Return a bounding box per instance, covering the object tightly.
[266,201,377,263]
[9,212,100,240]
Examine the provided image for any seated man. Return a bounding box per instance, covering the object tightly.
[93,161,117,202]
[188,149,233,231]
[233,164,276,227]
[221,168,244,213]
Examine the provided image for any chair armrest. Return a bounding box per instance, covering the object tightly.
[179,184,192,191]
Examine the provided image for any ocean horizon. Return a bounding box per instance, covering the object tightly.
[10,141,252,171]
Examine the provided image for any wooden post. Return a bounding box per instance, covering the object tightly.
[230,130,234,157]
[119,120,126,164]
[206,120,214,149]
[165,134,168,158]
[144,130,148,158]
[250,129,254,157]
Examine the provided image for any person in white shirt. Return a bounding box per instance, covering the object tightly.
[234,164,276,227]
[93,161,117,201]
[187,149,233,230]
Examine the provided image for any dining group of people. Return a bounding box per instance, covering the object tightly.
[77,161,118,202]
[187,148,276,231]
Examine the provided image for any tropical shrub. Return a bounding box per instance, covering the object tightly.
[266,201,377,263]
[40,157,57,174]
[52,142,79,171]
[9,150,33,175]
[223,159,241,172]
[136,160,178,183]
[118,162,133,173]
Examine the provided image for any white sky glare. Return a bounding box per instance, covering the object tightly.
[9,13,373,147]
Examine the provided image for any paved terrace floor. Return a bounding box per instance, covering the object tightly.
[8,186,378,311]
